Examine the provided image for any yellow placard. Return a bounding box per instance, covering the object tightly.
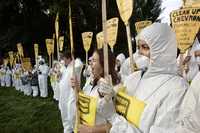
[59,36,64,51]
[17,43,24,57]
[184,0,200,7]
[170,7,200,53]
[82,32,93,52]
[107,17,119,49]
[22,58,32,71]
[115,91,146,128]
[3,59,8,67]
[116,0,133,25]
[135,21,152,33]
[96,32,104,49]
[78,92,97,126]
[8,51,14,67]
[45,39,54,56]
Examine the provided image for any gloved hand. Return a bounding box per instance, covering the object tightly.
[98,77,115,98]
[98,95,116,122]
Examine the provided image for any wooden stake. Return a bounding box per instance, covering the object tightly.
[126,22,134,73]
[102,0,109,78]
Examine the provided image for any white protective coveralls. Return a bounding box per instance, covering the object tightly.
[5,67,12,87]
[38,59,49,98]
[14,65,22,91]
[176,72,200,133]
[22,71,32,96]
[59,58,83,133]
[49,61,60,101]
[99,23,189,133]
[115,53,126,71]
[185,38,200,82]
[0,67,6,87]
[83,56,92,81]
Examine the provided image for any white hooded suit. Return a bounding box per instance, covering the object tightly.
[102,23,189,133]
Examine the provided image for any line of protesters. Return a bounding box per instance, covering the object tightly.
[1,23,200,133]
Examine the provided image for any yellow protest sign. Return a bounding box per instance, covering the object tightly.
[107,17,119,50]
[171,7,200,53]
[78,92,97,126]
[17,43,24,57]
[116,0,133,25]
[8,51,14,67]
[59,36,64,51]
[82,32,93,52]
[135,21,152,33]
[3,59,9,67]
[96,32,104,49]
[184,0,200,7]
[45,39,54,56]
[115,91,146,128]
[22,58,32,71]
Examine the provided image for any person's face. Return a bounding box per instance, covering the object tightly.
[138,39,150,58]
[116,59,121,67]
[91,52,103,80]
[64,57,71,65]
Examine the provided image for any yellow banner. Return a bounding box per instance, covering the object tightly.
[135,21,152,33]
[59,36,64,51]
[107,18,119,49]
[22,58,32,71]
[78,92,97,126]
[116,0,133,25]
[96,32,104,49]
[115,91,146,128]
[171,7,200,53]
[45,39,54,56]
[82,32,93,52]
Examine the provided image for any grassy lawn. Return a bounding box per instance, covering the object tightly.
[0,87,63,133]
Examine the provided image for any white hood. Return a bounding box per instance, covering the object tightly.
[116,53,126,65]
[138,23,178,78]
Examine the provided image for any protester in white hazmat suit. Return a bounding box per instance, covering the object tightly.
[176,72,200,133]
[14,64,23,91]
[97,23,188,133]
[181,37,200,82]
[21,70,32,96]
[0,66,6,87]
[71,48,120,132]
[38,58,49,98]
[83,56,92,81]
[5,67,12,87]
[58,51,83,133]
[115,53,126,72]
[49,61,60,101]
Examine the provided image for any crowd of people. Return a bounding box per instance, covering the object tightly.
[1,23,200,133]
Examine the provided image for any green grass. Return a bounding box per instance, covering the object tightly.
[0,87,63,133]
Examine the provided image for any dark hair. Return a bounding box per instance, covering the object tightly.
[94,48,120,85]
[61,50,72,60]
